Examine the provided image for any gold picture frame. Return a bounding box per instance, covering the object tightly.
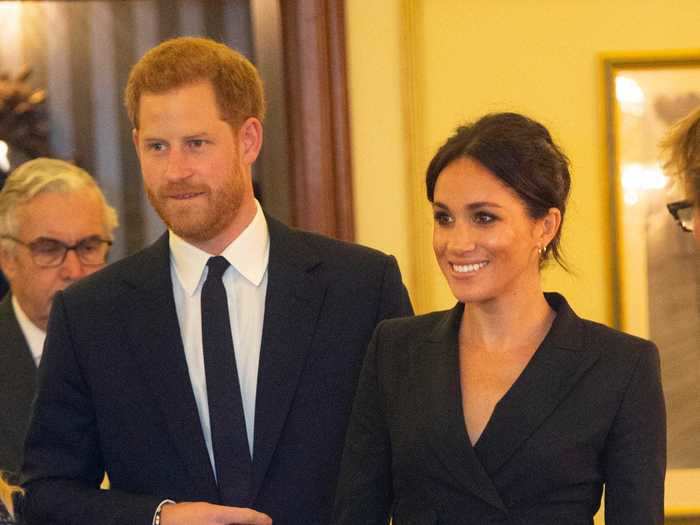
[602,52,700,521]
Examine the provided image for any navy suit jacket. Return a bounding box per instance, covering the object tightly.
[334,293,666,525]
[0,295,36,475]
[22,217,413,525]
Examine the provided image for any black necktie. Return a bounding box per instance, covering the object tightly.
[201,256,252,506]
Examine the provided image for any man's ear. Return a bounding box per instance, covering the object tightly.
[132,129,141,160]
[0,249,17,282]
[238,117,263,165]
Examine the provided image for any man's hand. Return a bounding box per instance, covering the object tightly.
[160,502,272,525]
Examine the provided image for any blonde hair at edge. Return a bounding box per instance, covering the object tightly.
[0,475,22,518]
[0,157,119,256]
[661,105,700,204]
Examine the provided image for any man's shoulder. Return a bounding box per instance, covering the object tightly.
[63,236,168,304]
[0,296,23,342]
[0,293,13,321]
[300,229,392,260]
[0,296,25,350]
[269,216,395,268]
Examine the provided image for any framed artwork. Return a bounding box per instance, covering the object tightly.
[603,53,700,520]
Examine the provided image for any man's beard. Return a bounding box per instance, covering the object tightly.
[145,171,244,244]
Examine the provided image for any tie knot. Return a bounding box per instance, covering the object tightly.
[206,256,230,281]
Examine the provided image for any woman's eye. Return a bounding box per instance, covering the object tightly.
[473,212,496,225]
[433,211,453,225]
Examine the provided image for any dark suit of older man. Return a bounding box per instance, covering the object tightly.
[0,295,36,475]
[0,273,8,300]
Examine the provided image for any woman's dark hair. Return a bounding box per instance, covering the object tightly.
[426,112,571,269]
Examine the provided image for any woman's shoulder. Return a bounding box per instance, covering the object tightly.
[579,318,660,379]
[549,292,659,366]
[582,316,655,349]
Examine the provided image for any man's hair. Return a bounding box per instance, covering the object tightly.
[661,105,700,205]
[124,36,266,129]
[0,158,119,255]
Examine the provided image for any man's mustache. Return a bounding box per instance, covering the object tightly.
[157,183,209,198]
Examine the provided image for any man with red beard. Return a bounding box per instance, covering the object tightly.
[21,37,412,525]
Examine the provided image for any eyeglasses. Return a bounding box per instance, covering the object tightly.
[1,235,112,267]
[666,200,695,233]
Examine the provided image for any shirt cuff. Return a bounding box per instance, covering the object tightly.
[152,499,176,525]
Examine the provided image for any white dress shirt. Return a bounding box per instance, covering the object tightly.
[12,295,46,367]
[170,201,269,471]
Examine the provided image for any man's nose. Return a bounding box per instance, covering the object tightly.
[164,148,192,181]
[60,248,88,280]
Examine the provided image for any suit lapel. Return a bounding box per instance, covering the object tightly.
[422,305,506,511]
[474,293,600,475]
[0,296,37,454]
[251,217,327,499]
[118,234,217,496]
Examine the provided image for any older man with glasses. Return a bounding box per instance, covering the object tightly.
[0,158,118,476]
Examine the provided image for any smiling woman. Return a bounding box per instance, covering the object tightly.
[333,112,666,525]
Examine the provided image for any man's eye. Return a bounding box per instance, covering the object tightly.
[188,139,206,149]
[32,240,64,254]
[433,211,453,225]
[78,241,100,253]
[147,142,166,152]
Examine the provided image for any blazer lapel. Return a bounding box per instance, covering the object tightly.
[474,293,600,475]
[422,305,507,511]
[0,296,37,460]
[251,217,327,499]
[118,234,217,496]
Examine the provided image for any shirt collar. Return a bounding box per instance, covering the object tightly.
[169,200,270,297]
[12,294,46,366]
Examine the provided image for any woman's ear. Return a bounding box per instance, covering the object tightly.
[538,207,562,248]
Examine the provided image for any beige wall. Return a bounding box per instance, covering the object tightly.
[347,0,700,323]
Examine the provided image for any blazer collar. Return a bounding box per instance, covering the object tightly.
[421,302,506,511]
[118,233,219,497]
[422,293,598,509]
[0,294,37,422]
[251,216,326,498]
[0,294,36,375]
[474,293,599,475]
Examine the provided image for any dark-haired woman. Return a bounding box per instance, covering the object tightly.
[333,113,666,525]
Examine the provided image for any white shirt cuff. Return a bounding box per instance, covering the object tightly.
[152,499,176,525]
